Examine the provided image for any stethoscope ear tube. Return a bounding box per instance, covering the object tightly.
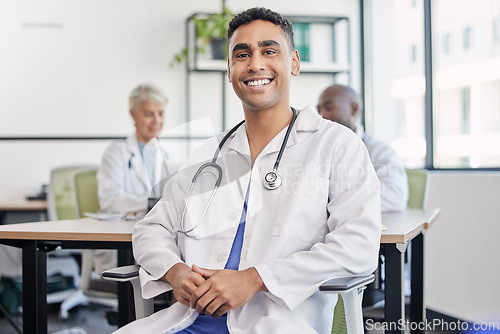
[191,162,222,186]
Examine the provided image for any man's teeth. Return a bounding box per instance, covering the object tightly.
[247,79,271,86]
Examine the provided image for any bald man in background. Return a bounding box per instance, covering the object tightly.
[318,84,408,212]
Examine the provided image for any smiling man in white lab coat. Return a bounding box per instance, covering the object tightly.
[122,7,382,334]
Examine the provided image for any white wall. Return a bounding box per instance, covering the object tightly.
[425,171,500,323]
[0,0,361,201]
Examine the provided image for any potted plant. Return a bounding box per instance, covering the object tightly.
[170,5,233,67]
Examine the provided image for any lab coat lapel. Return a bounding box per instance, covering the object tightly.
[126,135,150,192]
[226,122,251,158]
[258,105,321,157]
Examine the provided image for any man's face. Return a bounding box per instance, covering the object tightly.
[317,90,356,131]
[227,20,300,112]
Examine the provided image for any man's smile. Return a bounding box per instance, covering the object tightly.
[245,78,272,87]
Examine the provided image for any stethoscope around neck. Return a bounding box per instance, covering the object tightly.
[178,107,298,236]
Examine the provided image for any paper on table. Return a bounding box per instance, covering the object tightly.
[381,224,387,231]
[84,212,124,220]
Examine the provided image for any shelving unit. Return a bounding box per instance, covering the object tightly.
[183,13,351,150]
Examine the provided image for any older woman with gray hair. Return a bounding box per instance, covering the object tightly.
[95,83,170,274]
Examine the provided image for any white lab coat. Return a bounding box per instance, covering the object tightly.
[356,126,409,212]
[121,106,382,334]
[95,134,169,274]
[97,134,167,215]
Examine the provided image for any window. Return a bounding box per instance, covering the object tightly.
[442,33,451,54]
[434,0,500,168]
[411,44,418,63]
[494,17,500,43]
[365,0,500,169]
[463,26,473,50]
[365,0,426,168]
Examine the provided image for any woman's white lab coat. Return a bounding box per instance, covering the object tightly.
[95,134,167,274]
[97,134,166,215]
[124,106,382,334]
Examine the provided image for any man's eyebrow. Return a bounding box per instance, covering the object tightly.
[231,43,250,54]
[258,40,280,48]
[231,40,281,54]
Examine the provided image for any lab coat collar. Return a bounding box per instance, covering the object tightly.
[226,122,250,157]
[259,105,322,156]
[224,105,321,157]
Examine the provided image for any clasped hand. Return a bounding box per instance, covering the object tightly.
[165,263,264,318]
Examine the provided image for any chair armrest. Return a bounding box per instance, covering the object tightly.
[319,274,375,293]
[320,274,375,333]
[102,265,140,282]
[102,264,154,319]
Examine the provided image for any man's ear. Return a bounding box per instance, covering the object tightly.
[291,49,300,76]
[227,58,232,82]
[352,103,360,117]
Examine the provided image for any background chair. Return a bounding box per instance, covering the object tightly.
[102,265,374,333]
[43,166,99,309]
[406,169,428,209]
[47,165,94,222]
[59,167,118,319]
[0,166,93,331]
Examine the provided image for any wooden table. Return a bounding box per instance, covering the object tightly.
[0,200,47,224]
[380,208,440,334]
[0,218,135,334]
[0,209,439,334]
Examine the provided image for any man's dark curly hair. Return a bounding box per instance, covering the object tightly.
[227,7,295,52]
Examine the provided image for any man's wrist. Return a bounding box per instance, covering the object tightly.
[163,262,189,284]
[247,267,268,292]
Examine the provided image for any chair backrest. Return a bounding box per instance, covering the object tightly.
[47,165,94,220]
[73,168,100,218]
[332,296,348,334]
[406,169,428,209]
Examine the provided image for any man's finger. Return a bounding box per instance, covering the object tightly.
[192,264,217,278]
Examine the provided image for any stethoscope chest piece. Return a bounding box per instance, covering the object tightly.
[264,170,282,190]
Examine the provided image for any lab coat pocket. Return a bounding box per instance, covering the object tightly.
[272,175,329,244]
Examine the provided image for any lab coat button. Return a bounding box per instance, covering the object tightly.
[230,213,237,220]
[217,255,224,263]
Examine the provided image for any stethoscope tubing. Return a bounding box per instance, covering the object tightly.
[178,107,297,235]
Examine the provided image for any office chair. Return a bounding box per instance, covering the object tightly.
[59,167,118,319]
[406,169,428,209]
[47,165,94,222]
[102,265,374,333]
[33,166,103,309]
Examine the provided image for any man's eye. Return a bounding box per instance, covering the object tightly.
[264,50,276,55]
[236,53,250,58]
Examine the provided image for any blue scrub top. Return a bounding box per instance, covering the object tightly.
[176,186,250,334]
